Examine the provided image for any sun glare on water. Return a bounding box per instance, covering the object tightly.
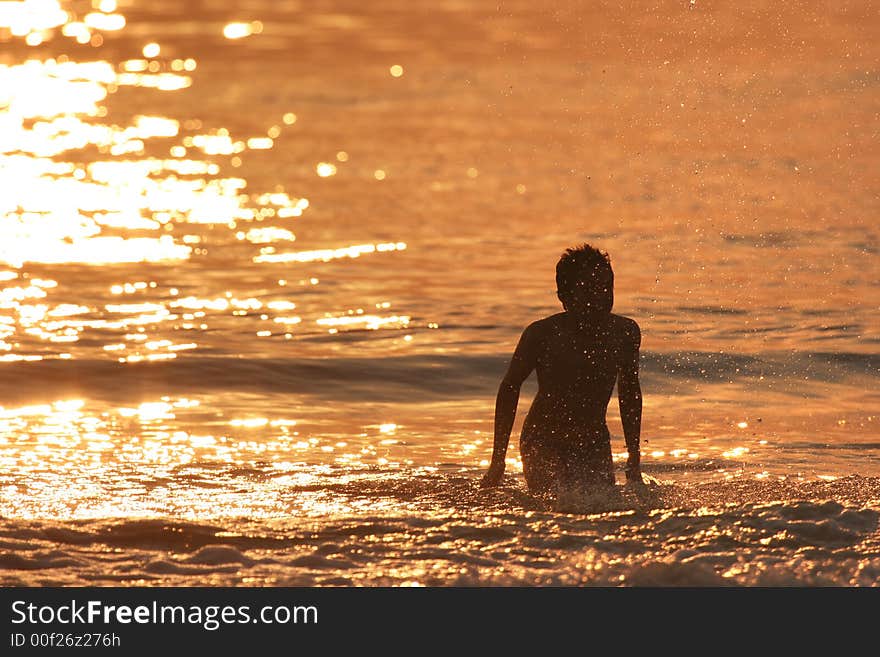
[0,3,410,367]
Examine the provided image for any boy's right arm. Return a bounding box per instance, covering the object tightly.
[481,323,539,487]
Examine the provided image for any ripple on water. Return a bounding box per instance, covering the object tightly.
[0,474,878,586]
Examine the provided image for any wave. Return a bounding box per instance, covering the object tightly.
[0,349,876,403]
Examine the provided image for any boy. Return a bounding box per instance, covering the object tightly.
[480,243,643,494]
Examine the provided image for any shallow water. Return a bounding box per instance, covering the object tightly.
[3,473,879,586]
[0,1,877,585]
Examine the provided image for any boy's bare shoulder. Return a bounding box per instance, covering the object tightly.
[610,313,641,344]
[527,313,566,333]
[518,313,564,343]
[524,313,640,344]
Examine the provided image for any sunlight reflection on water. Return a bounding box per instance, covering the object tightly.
[0,2,413,370]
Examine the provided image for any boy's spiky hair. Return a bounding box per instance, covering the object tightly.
[555,243,613,297]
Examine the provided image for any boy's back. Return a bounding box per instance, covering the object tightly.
[527,311,639,410]
[515,312,640,493]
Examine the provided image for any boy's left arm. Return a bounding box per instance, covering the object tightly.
[617,319,643,483]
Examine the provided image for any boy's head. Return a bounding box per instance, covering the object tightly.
[556,243,614,315]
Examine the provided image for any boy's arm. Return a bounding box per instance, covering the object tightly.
[617,319,643,483]
[481,323,539,487]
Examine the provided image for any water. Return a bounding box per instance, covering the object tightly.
[0,0,877,586]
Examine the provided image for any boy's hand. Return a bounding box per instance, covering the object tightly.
[480,462,505,488]
[625,454,643,484]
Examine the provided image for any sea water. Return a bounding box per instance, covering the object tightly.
[0,0,877,585]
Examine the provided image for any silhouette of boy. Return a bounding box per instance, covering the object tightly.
[481,243,643,495]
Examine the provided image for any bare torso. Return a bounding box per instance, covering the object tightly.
[519,311,639,491]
